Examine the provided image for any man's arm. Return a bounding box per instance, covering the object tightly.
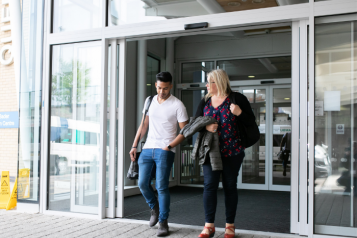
[129,114,149,161]
[162,120,189,151]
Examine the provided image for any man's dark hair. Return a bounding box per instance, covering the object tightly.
[156,71,172,84]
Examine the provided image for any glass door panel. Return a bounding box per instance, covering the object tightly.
[237,86,291,191]
[314,19,357,236]
[272,88,292,187]
[49,41,102,214]
[239,88,267,189]
[180,89,207,184]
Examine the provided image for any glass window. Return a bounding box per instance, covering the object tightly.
[181,61,215,84]
[147,55,160,96]
[48,41,102,214]
[108,0,307,27]
[53,0,102,33]
[18,0,45,203]
[314,19,357,236]
[218,56,291,81]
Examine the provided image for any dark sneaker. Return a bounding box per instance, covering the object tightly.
[157,220,169,237]
[149,202,159,227]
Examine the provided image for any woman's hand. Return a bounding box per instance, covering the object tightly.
[129,148,137,162]
[230,103,242,116]
[162,147,170,151]
[206,122,218,133]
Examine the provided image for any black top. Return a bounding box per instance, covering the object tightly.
[195,92,255,125]
[195,92,257,147]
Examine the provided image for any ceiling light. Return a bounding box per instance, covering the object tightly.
[252,0,265,3]
[228,2,241,6]
[248,76,255,78]
[285,98,290,100]
[147,84,151,86]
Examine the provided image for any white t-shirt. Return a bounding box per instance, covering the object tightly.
[142,95,188,153]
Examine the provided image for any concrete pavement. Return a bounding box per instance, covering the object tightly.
[0,211,298,238]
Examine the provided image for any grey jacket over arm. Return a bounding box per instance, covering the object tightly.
[180,116,222,171]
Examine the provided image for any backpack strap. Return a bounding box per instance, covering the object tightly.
[136,96,154,148]
[143,96,154,115]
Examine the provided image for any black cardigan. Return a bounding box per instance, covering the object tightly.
[195,92,257,147]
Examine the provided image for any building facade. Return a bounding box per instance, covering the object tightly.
[15,0,357,238]
[0,0,20,181]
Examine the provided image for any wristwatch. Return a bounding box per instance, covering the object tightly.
[167,145,172,150]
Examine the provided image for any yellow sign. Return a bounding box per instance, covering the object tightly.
[0,171,10,209]
[6,178,17,210]
[18,168,30,199]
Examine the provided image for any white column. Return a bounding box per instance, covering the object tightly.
[137,40,147,129]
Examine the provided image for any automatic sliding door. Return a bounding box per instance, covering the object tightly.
[270,87,291,190]
[236,86,291,191]
[237,88,267,190]
[48,41,102,214]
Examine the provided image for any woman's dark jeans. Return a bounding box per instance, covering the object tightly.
[202,152,245,224]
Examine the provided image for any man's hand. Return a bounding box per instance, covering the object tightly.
[230,103,242,116]
[162,147,170,151]
[129,148,137,162]
[206,122,218,133]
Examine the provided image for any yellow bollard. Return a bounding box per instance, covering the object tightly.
[0,171,10,209]
[18,168,30,199]
[6,178,17,210]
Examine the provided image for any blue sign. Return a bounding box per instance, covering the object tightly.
[0,111,19,128]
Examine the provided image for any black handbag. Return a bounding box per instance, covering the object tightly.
[127,96,154,180]
[230,92,260,148]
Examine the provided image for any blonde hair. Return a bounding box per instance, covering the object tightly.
[205,69,232,100]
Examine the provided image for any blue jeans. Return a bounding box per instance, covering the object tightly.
[138,149,175,222]
[202,152,245,224]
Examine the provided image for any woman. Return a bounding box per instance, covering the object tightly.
[195,69,256,238]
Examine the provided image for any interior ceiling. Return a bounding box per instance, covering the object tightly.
[216,0,278,12]
[144,0,309,12]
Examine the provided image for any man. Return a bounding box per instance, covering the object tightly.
[130,72,189,237]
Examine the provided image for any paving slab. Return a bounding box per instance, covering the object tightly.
[0,212,300,238]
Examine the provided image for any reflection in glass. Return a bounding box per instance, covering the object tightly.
[108,0,166,26]
[218,56,291,81]
[181,62,214,84]
[18,0,45,203]
[273,88,291,186]
[53,0,102,33]
[314,20,357,235]
[48,42,101,214]
[180,90,207,184]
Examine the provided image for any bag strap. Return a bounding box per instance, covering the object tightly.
[229,92,237,105]
[135,96,154,148]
